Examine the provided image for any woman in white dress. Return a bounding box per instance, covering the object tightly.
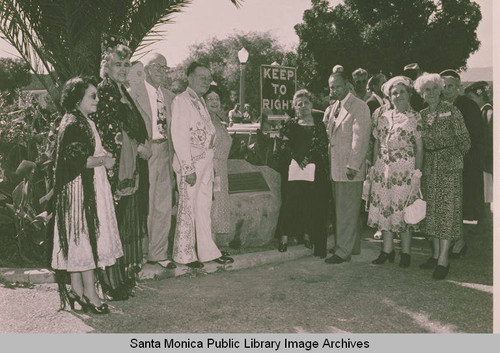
[50,77,123,314]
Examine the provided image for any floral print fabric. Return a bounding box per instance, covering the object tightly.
[367,109,422,232]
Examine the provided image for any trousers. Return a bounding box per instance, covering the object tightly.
[173,149,222,264]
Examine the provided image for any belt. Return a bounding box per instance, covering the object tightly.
[152,138,168,144]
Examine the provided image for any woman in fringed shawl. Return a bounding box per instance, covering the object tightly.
[94,41,150,300]
[50,77,123,314]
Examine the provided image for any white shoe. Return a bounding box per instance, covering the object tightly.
[373,230,382,240]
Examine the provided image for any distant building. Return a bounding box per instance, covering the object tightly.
[20,74,57,108]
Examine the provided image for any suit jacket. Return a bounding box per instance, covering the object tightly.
[323,92,371,182]
[128,82,176,174]
[171,87,216,176]
[366,93,382,115]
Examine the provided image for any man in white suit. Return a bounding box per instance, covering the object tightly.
[323,66,371,264]
[171,62,233,268]
[129,53,176,269]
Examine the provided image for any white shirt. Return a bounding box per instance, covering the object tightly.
[144,80,165,140]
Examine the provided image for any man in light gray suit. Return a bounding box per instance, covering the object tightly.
[323,66,371,264]
[129,53,177,269]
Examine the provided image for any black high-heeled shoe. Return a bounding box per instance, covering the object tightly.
[449,243,468,259]
[419,257,438,269]
[432,264,450,280]
[278,242,288,252]
[372,250,395,264]
[82,295,110,314]
[67,290,88,312]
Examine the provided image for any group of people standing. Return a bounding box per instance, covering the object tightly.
[48,39,233,314]
[46,35,492,314]
[277,63,492,281]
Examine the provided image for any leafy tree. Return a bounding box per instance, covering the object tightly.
[170,31,297,112]
[0,0,240,108]
[0,57,31,105]
[295,0,481,96]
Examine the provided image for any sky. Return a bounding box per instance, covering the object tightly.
[0,0,493,69]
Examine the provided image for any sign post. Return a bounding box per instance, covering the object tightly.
[260,64,297,134]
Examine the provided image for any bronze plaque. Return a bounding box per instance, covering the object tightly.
[228,171,270,194]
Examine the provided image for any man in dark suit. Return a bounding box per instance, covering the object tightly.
[352,68,371,101]
[366,73,387,115]
[323,66,371,264]
[403,63,426,111]
[440,69,484,255]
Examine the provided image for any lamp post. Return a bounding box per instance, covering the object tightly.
[238,47,249,114]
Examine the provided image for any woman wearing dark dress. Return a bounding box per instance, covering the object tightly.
[94,42,151,300]
[414,73,471,280]
[278,89,330,258]
[204,85,233,236]
[50,77,123,314]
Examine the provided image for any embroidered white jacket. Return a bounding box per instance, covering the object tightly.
[171,87,216,176]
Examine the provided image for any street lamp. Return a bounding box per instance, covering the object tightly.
[238,47,249,114]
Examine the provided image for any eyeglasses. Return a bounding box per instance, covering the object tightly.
[150,63,169,72]
[206,96,220,102]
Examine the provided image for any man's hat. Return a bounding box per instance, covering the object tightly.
[439,69,461,81]
[403,63,420,72]
[465,81,489,96]
[332,65,344,74]
[352,68,368,77]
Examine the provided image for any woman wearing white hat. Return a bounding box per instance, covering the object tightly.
[367,76,424,268]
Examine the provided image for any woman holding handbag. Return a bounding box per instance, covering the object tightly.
[367,76,424,268]
[414,73,470,280]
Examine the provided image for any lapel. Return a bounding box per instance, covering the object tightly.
[334,93,352,132]
[132,82,153,138]
[159,87,174,132]
[327,101,340,136]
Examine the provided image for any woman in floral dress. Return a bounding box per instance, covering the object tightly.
[50,77,122,314]
[414,73,470,280]
[95,41,150,299]
[368,76,423,268]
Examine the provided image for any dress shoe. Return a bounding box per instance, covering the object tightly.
[372,250,395,264]
[449,243,467,259]
[82,295,110,314]
[67,290,88,312]
[419,257,438,269]
[278,242,288,252]
[187,261,204,269]
[432,264,450,280]
[324,254,347,264]
[147,260,177,269]
[399,253,411,268]
[221,250,231,257]
[214,256,234,264]
[104,286,129,301]
[303,239,313,249]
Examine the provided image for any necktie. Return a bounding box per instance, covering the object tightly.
[156,88,166,138]
[333,101,341,119]
[330,101,341,135]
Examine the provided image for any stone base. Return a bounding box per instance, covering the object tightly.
[215,159,281,248]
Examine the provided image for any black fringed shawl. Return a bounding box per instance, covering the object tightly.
[53,111,99,266]
[93,76,148,192]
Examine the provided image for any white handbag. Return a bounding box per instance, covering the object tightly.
[404,189,426,225]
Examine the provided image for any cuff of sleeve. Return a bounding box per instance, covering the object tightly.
[346,165,360,172]
[181,162,195,176]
